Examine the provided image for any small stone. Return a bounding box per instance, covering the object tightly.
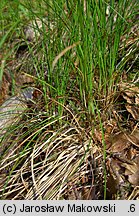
[0,87,34,137]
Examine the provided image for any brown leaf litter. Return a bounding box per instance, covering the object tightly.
[120,82,139,120]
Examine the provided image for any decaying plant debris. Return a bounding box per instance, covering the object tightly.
[0,81,139,200]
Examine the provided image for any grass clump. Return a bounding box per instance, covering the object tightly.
[0,0,139,199]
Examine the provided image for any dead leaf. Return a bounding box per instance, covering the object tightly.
[109,132,131,153]
[119,82,139,120]
[121,155,139,185]
[126,104,139,121]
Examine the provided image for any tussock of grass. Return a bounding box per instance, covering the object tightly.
[0,112,102,199]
